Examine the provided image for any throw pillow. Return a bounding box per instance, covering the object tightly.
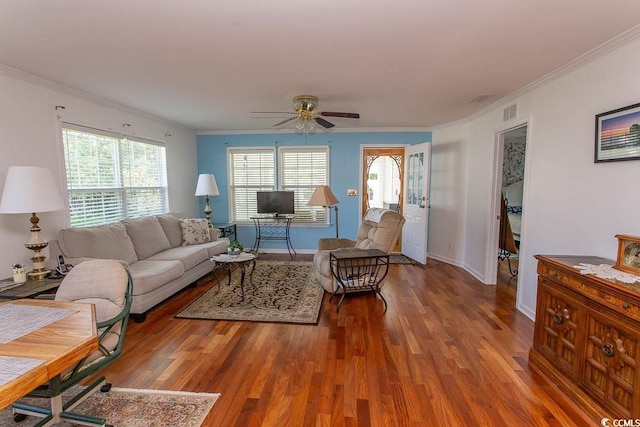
[180,218,212,245]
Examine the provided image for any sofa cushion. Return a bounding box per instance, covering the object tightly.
[146,246,209,271]
[200,238,231,258]
[156,213,183,248]
[179,218,211,245]
[123,216,171,260]
[57,222,138,264]
[126,260,184,295]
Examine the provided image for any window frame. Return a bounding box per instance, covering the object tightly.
[227,145,331,225]
[61,122,169,228]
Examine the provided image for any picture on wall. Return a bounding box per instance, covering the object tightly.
[595,102,640,163]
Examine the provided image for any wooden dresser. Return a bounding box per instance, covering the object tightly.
[531,255,640,422]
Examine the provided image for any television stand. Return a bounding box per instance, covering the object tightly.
[250,214,296,258]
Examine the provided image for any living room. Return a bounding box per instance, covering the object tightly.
[2,2,640,425]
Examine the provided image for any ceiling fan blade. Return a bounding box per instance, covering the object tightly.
[273,116,299,127]
[251,111,296,115]
[315,117,335,128]
[320,111,360,119]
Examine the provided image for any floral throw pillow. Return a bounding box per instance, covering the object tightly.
[179,218,211,245]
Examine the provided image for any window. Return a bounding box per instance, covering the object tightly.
[62,123,168,227]
[228,146,329,223]
[228,148,276,222]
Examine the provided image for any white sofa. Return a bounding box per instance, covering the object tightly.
[49,213,229,322]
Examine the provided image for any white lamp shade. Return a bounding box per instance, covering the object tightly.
[195,173,219,196]
[0,166,65,214]
[308,185,339,207]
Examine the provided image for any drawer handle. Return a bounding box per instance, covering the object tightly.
[602,343,615,357]
[622,302,630,309]
[553,313,564,324]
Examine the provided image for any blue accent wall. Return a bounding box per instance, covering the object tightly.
[197,131,431,251]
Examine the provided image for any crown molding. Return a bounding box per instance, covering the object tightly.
[0,63,192,132]
[467,24,640,123]
[197,126,433,136]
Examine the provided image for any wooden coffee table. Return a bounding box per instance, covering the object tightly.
[210,252,258,301]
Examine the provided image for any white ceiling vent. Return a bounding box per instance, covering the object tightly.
[503,104,517,121]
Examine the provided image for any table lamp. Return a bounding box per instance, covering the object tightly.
[195,173,219,228]
[0,166,65,280]
[308,185,340,238]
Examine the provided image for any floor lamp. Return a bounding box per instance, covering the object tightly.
[195,173,219,228]
[0,166,65,280]
[308,185,340,238]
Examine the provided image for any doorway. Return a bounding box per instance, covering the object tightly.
[362,147,404,252]
[488,123,528,287]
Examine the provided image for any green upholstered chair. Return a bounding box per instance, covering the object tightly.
[12,259,133,427]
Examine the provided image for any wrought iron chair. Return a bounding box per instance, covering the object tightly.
[13,259,133,427]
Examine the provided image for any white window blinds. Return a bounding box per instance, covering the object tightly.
[280,146,329,223]
[62,123,168,227]
[228,148,276,222]
[227,146,330,224]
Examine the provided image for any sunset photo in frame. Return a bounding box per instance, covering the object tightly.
[595,102,640,163]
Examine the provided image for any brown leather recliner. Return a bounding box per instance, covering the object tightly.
[313,209,405,293]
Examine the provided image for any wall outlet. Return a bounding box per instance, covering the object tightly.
[448,243,454,251]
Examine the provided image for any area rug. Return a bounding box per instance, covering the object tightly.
[390,254,414,264]
[0,386,220,426]
[176,260,323,324]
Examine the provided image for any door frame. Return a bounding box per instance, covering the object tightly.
[485,118,530,292]
[359,146,406,253]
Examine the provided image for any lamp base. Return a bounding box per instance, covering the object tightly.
[27,269,50,281]
[25,229,50,281]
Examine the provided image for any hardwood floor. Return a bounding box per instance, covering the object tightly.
[95,253,594,426]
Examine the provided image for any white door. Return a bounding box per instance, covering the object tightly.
[402,142,431,264]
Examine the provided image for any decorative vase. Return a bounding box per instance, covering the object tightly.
[228,249,241,256]
[13,267,27,284]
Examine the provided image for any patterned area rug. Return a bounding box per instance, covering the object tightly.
[390,254,414,264]
[0,387,219,426]
[176,260,323,324]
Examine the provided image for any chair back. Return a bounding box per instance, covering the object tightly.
[354,209,406,253]
[55,259,132,371]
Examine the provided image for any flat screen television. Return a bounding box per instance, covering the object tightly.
[257,191,295,215]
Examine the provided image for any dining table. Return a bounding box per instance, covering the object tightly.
[0,298,98,411]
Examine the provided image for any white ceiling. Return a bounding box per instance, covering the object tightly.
[1,1,640,133]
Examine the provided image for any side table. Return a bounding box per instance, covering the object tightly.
[212,223,237,242]
[329,248,390,312]
[210,252,258,301]
[0,276,63,300]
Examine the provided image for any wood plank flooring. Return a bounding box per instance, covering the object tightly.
[96,254,594,426]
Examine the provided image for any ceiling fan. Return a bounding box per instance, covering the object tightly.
[252,95,360,132]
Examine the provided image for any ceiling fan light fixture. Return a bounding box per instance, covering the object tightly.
[293,95,318,113]
[256,95,359,133]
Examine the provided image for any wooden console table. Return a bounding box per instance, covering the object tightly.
[250,214,296,258]
[531,255,640,422]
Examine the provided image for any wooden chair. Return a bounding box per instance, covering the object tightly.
[498,194,519,276]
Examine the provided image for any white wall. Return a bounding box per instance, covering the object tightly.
[428,123,470,266]
[431,34,640,320]
[0,69,198,279]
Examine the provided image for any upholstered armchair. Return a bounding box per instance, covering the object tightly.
[313,208,405,293]
[12,259,133,427]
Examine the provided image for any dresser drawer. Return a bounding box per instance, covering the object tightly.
[539,263,640,324]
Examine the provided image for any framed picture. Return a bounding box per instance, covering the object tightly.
[595,102,640,163]
[614,234,640,275]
